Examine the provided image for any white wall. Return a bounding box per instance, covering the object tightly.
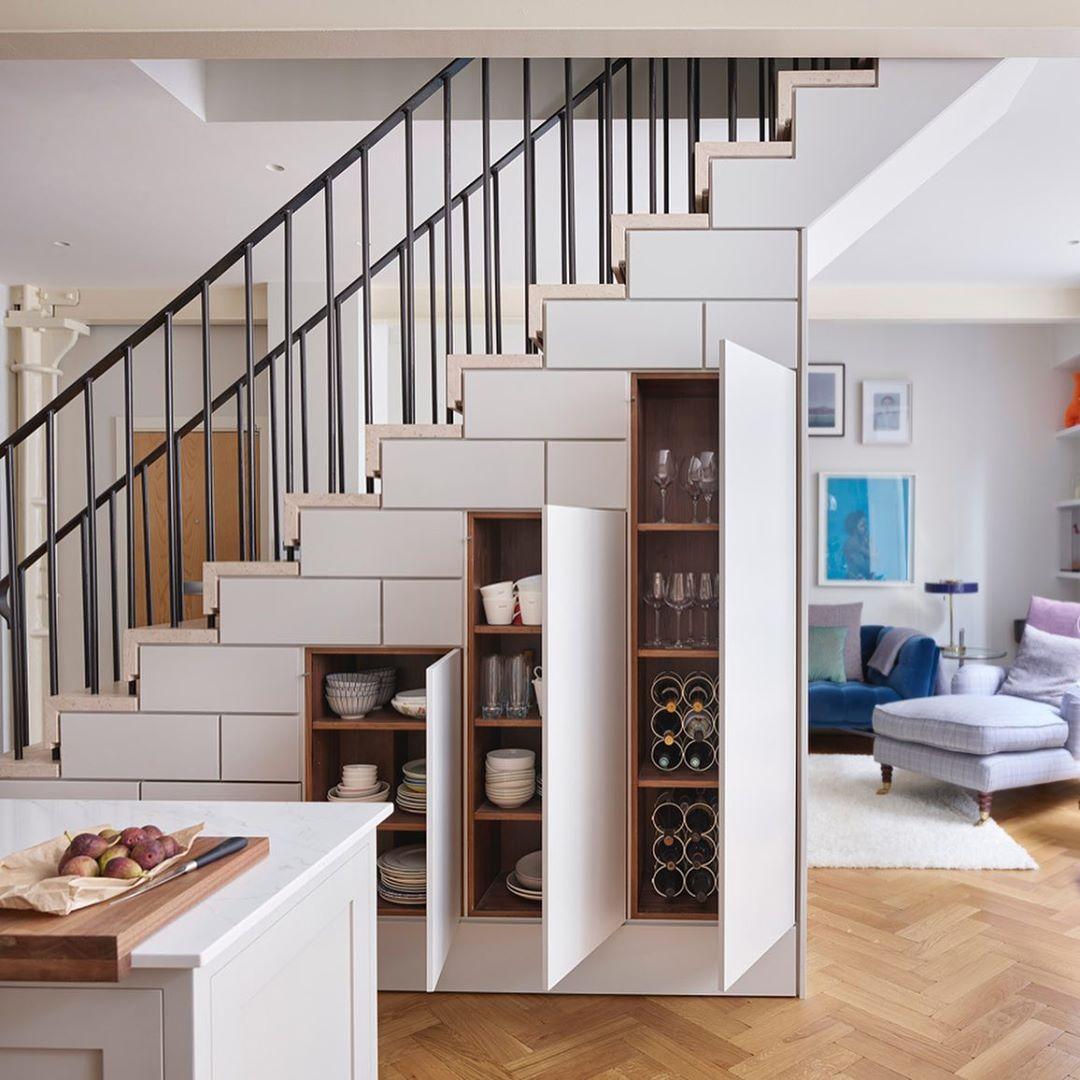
[807,321,1072,660]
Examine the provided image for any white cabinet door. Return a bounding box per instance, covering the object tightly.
[718,341,797,990]
[425,649,461,992]
[542,505,627,989]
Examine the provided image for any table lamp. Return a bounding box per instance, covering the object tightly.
[924,580,978,651]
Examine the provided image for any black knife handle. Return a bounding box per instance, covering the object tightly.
[192,836,248,870]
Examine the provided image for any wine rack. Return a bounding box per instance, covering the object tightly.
[648,670,719,775]
[649,790,719,909]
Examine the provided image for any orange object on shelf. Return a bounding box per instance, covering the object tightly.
[1064,372,1080,428]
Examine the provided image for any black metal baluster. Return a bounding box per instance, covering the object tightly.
[463,194,473,353]
[662,59,670,212]
[283,211,295,498]
[334,301,345,485]
[649,59,658,213]
[481,59,494,351]
[174,429,185,617]
[404,105,417,424]
[5,450,24,756]
[398,246,409,416]
[428,222,439,421]
[298,332,310,493]
[44,412,58,695]
[268,320,282,560]
[361,145,375,442]
[686,58,695,209]
[163,312,179,626]
[79,511,90,688]
[758,59,767,141]
[728,58,738,141]
[559,111,568,284]
[442,77,455,417]
[234,385,246,560]
[626,59,634,214]
[493,171,503,354]
[107,490,120,683]
[523,59,536,353]
[323,177,339,491]
[123,345,135,630]
[139,464,153,625]
[597,80,606,282]
[14,567,27,750]
[82,383,100,688]
[768,58,777,139]
[564,59,577,284]
[199,283,216,567]
[242,244,258,549]
[604,60,614,266]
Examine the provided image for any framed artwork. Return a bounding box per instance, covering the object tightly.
[861,380,912,444]
[818,472,915,586]
[808,363,845,437]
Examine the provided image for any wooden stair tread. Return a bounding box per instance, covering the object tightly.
[365,424,462,478]
[446,354,540,410]
[284,492,380,546]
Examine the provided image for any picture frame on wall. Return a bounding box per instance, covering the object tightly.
[807,363,845,437]
[818,472,915,586]
[861,380,912,444]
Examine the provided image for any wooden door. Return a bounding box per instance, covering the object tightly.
[132,430,257,625]
[717,341,797,990]
[425,649,461,991]
[542,505,626,990]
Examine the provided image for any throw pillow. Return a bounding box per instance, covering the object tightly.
[1026,595,1080,639]
[1001,623,1080,707]
[809,626,848,684]
[809,602,863,681]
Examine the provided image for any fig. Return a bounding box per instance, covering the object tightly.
[141,825,163,840]
[58,854,100,877]
[119,827,148,849]
[103,856,144,880]
[99,828,121,843]
[98,844,129,873]
[130,839,164,871]
[158,835,181,859]
[65,832,110,859]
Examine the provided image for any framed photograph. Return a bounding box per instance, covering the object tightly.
[808,363,845,437]
[818,472,915,586]
[861,380,912,444]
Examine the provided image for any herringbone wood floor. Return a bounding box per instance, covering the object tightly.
[379,748,1080,1079]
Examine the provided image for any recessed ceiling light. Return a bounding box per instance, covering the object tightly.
[52,240,71,247]
[265,162,286,173]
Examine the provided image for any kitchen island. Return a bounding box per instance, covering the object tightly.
[0,798,391,1079]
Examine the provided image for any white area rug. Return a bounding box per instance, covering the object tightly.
[808,754,1037,870]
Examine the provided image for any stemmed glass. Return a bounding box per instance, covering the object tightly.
[665,572,693,648]
[684,572,698,645]
[644,572,667,646]
[651,449,677,523]
[696,574,715,646]
[680,455,703,524]
[698,451,718,524]
[710,573,720,645]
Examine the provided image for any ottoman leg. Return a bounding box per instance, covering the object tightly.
[976,791,992,826]
[877,764,893,795]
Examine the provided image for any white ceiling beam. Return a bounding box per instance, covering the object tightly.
[808,284,1080,323]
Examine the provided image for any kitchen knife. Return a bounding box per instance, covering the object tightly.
[110,836,249,904]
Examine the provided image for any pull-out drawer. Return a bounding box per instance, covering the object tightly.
[140,781,302,801]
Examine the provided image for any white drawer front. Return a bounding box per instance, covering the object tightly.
[383,579,464,646]
[221,714,302,782]
[380,439,544,509]
[546,441,628,509]
[0,779,142,799]
[544,300,703,369]
[627,229,799,299]
[464,370,629,439]
[705,302,799,369]
[140,781,303,801]
[300,509,465,578]
[138,646,304,713]
[218,578,380,645]
[61,712,220,781]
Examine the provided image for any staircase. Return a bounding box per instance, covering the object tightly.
[0,55,1031,788]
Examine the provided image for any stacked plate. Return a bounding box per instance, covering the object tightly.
[327,762,390,802]
[390,688,426,719]
[377,844,426,906]
[506,849,542,903]
[485,748,536,809]
[396,758,426,815]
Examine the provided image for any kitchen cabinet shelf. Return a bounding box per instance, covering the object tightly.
[474,797,542,821]
[473,624,541,635]
[636,522,719,533]
[312,711,425,731]
[636,648,719,659]
[472,876,542,919]
[378,809,427,831]
[377,896,425,919]
[473,714,542,728]
[637,763,720,788]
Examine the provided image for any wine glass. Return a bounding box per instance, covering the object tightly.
[644,572,667,646]
[680,454,703,524]
[696,573,715,646]
[698,451,718,524]
[684,572,698,645]
[651,449,676,523]
[710,573,720,645]
[665,572,693,648]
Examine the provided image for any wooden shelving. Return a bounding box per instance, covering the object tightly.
[637,763,720,788]
[312,710,425,732]
[473,876,542,918]
[473,624,541,635]
[474,797,542,821]
[474,714,542,728]
[378,809,427,831]
[636,648,719,659]
[637,522,719,533]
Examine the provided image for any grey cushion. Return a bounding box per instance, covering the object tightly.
[873,694,1067,755]
[809,602,863,682]
[874,735,1080,793]
[1000,624,1080,707]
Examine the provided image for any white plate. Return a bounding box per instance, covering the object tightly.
[505,872,542,901]
[515,850,542,889]
[378,845,426,874]
[328,781,390,801]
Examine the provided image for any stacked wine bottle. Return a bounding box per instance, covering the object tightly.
[650,790,718,902]
[648,670,718,773]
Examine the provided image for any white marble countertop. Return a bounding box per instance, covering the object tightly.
[0,799,391,971]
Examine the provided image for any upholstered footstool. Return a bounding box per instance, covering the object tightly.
[871,683,1080,825]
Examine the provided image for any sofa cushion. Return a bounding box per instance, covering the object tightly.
[1000,624,1080,707]
[810,680,899,732]
[873,694,1068,755]
[809,626,848,683]
[809,602,863,682]
[1026,595,1080,639]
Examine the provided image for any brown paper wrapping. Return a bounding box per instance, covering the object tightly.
[0,822,204,916]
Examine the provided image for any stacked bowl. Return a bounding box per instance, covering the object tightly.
[325,668,396,719]
[485,748,536,808]
[327,763,390,802]
[377,844,426,907]
[396,758,426,815]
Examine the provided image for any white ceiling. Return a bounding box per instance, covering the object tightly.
[2,57,1080,295]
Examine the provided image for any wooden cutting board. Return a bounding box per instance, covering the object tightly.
[0,835,269,982]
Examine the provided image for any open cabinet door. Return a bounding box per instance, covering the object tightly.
[426,648,462,992]
[718,342,798,991]
[543,506,627,990]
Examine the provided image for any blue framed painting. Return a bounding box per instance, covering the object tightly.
[818,473,914,586]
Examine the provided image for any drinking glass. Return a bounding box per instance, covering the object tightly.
[684,572,698,645]
[644,572,667,646]
[665,572,693,648]
[698,451,718,524]
[506,653,532,718]
[481,654,505,718]
[710,573,720,644]
[651,449,677,523]
[680,455,703,523]
[696,573,715,646]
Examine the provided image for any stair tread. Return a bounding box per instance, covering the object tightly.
[694,140,794,211]
[284,492,381,546]
[44,682,137,744]
[203,560,299,615]
[610,213,708,281]
[447,354,540,410]
[0,743,59,779]
[776,67,878,136]
[122,621,218,683]
[527,283,625,344]
[366,424,462,478]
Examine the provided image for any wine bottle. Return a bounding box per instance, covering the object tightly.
[685,865,716,902]
[650,671,683,711]
[682,672,715,711]
[652,832,685,863]
[650,707,682,740]
[651,862,685,899]
[650,737,683,771]
[684,739,716,772]
[684,832,716,867]
[684,799,717,835]
[651,793,684,834]
[682,709,715,742]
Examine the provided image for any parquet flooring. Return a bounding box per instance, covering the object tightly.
[379,748,1080,1079]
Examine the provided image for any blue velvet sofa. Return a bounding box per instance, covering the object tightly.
[809,624,939,734]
